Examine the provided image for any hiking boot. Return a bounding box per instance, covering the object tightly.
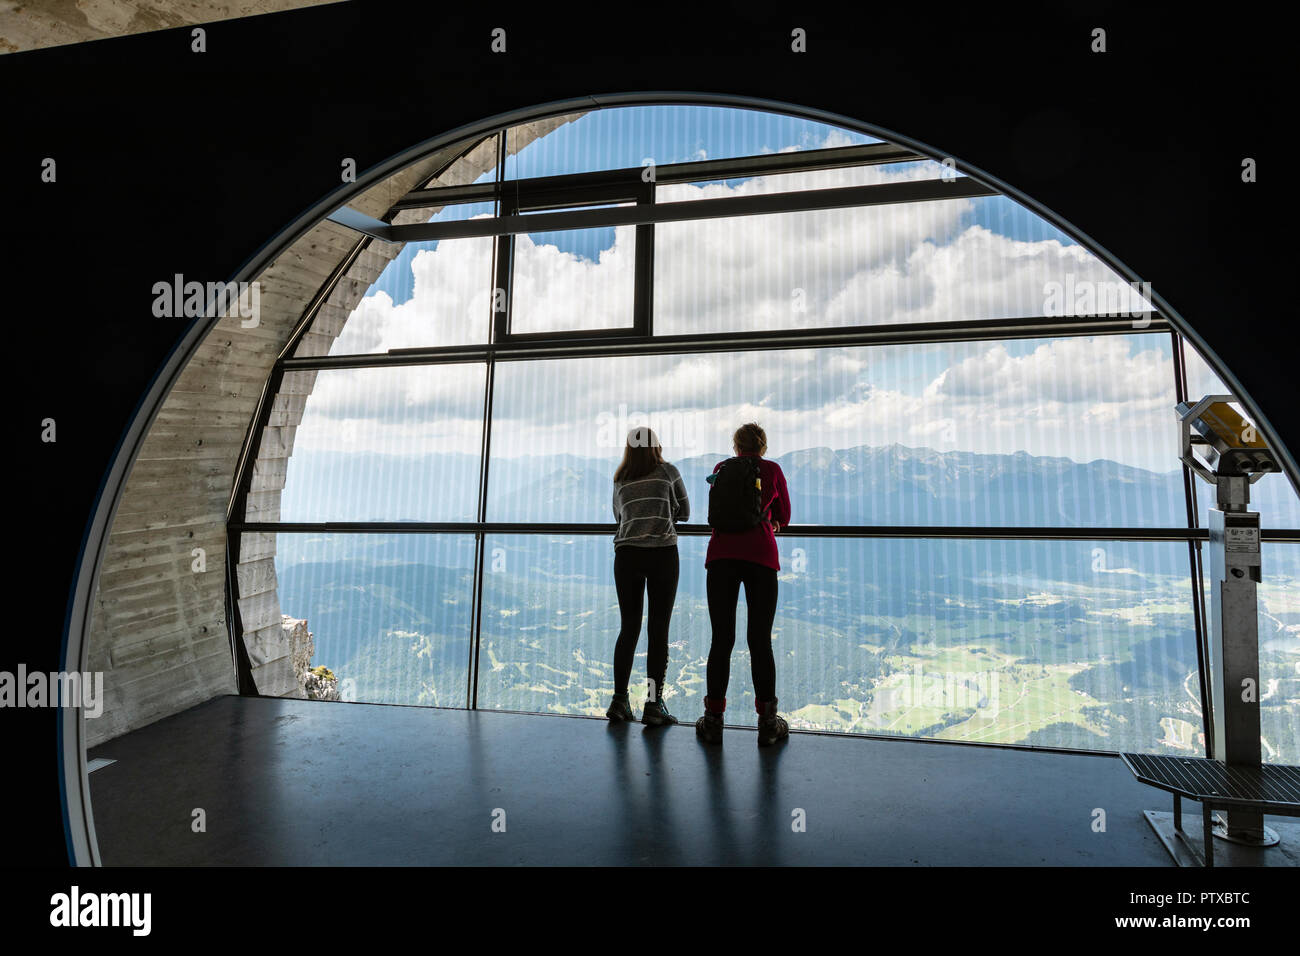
[606,693,635,722]
[642,697,678,726]
[695,712,723,742]
[756,698,789,747]
[695,696,725,743]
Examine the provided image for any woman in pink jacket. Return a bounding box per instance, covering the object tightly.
[695,422,791,746]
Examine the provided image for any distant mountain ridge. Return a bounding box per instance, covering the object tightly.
[280,443,1300,528]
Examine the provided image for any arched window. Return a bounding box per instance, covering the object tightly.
[230,103,1300,760]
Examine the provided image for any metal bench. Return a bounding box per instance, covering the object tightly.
[1121,753,1300,866]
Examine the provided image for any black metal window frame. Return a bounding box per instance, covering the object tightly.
[229,123,1300,753]
[492,179,654,343]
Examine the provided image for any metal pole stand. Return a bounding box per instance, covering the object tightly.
[1179,396,1282,851]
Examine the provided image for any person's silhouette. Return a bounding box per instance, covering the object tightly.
[696,423,791,746]
[606,426,689,726]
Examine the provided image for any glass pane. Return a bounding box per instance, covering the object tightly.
[1182,343,1300,529]
[275,533,475,707]
[486,336,1184,526]
[655,158,964,202]
[477,534,1199,754]
[1260,544,1300,764]
[280,364,485,522]
[477,534,619,715]
[504,104,879,180]
[327,201,497,355]
[509,223,636,334]
[654,195,1154,336]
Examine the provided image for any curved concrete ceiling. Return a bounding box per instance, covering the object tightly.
[0,0,340,55]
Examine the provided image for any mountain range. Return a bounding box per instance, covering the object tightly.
[279,442,1300,529]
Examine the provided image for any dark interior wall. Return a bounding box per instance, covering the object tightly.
[3,1,1285,865]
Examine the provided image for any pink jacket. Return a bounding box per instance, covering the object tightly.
[704,453,791,571]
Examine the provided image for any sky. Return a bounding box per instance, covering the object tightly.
[295,105,1206,474]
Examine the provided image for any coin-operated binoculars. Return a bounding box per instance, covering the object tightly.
[1176,395,1280,848]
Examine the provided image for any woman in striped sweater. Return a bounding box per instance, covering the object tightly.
[606,426,690,726]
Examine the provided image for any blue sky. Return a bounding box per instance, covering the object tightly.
[368,105,1076,306]
[301,104,1206,476]
[280,104,1300,529]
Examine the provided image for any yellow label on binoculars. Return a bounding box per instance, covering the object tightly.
[1203,402,1267,449]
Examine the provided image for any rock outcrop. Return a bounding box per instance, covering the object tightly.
[282,615,339,700]
[303,666,340,702]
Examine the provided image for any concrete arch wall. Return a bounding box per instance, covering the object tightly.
[85,113,585,747]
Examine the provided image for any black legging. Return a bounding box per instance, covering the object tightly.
[705,558,778,703]
[612,545,679,696]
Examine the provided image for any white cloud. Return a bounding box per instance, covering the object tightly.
[293,363,486,455]
[301,161,1185,470]
[510,227,637,334]
[330,234,495,354]
[939,337,1169,404]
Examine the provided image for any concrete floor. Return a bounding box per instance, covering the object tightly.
[87,695,1181,866]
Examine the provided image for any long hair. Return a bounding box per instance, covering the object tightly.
[614,426,665,483]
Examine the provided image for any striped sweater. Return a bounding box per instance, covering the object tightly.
[612,462,690,548]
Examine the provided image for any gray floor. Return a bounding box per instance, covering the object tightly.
[88,695,1181,866]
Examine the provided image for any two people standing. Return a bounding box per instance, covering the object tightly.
[606,422,791,746]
